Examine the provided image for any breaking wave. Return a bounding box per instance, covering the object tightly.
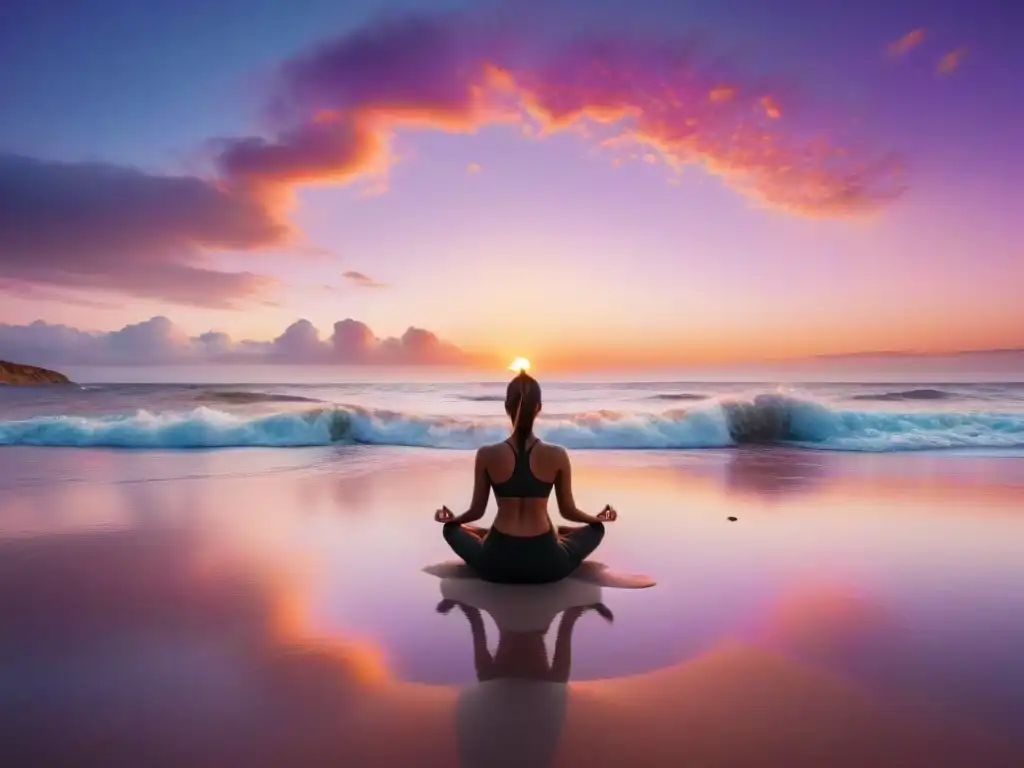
[646,393,709,401]
[2,394,1024,452]
[195,390,324,404]
[849,388,959,402]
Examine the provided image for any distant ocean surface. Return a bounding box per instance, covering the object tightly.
[3,380,1024,453]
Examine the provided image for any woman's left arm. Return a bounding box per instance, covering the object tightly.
[447,448,490,525]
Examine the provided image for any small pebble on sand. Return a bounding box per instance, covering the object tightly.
[727,516,738,521]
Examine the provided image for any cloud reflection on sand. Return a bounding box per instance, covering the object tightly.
[3,447,1024,765]
[1,521,1021,767]
[0,527,442,766]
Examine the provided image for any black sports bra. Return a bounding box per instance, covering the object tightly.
[488,438,555,499]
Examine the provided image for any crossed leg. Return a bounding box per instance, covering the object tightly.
[442,523,488,571]
[558,522,606,571]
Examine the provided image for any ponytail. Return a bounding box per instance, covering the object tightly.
[506,371,541,453]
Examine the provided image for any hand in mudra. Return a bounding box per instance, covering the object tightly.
[596,504,618,522]
[434,505,454,523]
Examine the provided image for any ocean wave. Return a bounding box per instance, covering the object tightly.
[195,390,323,405]
[849,388,959,402]
[646,393,709,401]
[1,395,1023,451]
[455,395,506,402]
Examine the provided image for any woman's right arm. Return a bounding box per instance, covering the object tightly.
[554,448,603,524]
[445,447,490,524]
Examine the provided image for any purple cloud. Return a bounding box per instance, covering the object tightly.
[0,278,117,309]
[269,319,326,362]
[0,315,473,367]
[221,12,905,217]
[342,270,386,289]
[0,154,286,307]
[274,13,491,121]
[936,46,969,75]
[329,318,378,363]
[887,29,927,58]
[0,11,909,311]
[214,119,384,189]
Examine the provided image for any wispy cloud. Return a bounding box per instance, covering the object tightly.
[759,95,782,119]
[887,28,927,57]
[224,13,905,218]
[466,162,482,174]
[0,11,909,308]
[936,46,969,75]
[708,85,736,103]
[0,154,284,307]
[342,270,387,289]
[0,279,118,309]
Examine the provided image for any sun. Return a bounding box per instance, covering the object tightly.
[508,357,531,373]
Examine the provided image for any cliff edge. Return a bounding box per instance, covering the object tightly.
[0,360,73,385]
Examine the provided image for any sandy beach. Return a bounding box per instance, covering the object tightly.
[3,444,1023,766]
[3,0,1020,762]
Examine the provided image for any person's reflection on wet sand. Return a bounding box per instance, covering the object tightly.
[437,577,613,768]
[437,598,612,684]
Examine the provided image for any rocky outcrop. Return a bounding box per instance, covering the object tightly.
[0,360,73,385]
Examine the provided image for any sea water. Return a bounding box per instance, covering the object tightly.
[2,380,1024,452]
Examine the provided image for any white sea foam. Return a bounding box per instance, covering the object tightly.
[2,396,1024,452]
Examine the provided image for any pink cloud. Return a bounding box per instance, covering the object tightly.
[0,154,285,307]
[0,279,118,309]
[936,46,969,75]
[887,29,927,57]
[342,270,387,289]
[0,315,472,367]
[222,14,904,218]
[215,118,386,192]
[0,12,909,308]
[708,85,737,103]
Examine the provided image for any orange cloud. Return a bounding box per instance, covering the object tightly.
[887,28,927,57]
[936,46,969,75]
[215,118,388,202]
[466,162,482,173]
[205,16,905,222]
[708,85,737,103]
[0,14,914,311]
[759,95,782,119]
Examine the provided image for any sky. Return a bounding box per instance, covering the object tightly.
[0,0,1021,373]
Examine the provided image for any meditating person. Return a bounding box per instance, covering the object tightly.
[435,370,617,584]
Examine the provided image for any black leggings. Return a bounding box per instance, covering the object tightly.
[442,522,605,584]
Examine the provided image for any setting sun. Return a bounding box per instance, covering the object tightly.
[508,357,531,373]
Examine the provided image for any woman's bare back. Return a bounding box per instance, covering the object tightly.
[482,439,561,536]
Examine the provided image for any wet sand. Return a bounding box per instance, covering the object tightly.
[2,446,1023,766]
